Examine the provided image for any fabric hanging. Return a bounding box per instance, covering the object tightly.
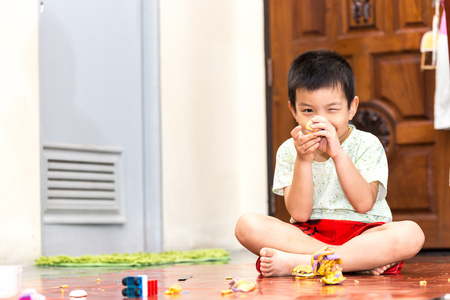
[434,0,450,130]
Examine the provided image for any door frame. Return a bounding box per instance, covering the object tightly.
[142,0,163,253]
[264,0,275,216]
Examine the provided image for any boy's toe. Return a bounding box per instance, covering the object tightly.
[260,247,274,258]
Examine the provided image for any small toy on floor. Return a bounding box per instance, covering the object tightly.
[121,275,158,297]
[69,289,87,299]
[147,280,158,296]
[18,289,46,300]
[221,277,257,295]
[122,275,147,297]
[320,264,345,285]
[164,284,182,295]
[292,246,346,285]
[178,275,193,281]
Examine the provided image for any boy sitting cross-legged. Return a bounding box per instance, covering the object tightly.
[235,49,425,277]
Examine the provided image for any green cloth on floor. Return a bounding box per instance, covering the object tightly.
[35,248,230,267]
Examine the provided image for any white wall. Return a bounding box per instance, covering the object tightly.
[160,0,267,251]
[0,0,267,263]
[0,0,41,264]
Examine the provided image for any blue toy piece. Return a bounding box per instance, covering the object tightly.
[122,287,143,297]
[122,276,142,286]
[121,275,148,298]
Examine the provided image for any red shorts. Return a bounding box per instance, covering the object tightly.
[256,219,404,275]
[292,219,386,245]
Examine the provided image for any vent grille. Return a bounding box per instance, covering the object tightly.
[42,143,126,224]
[47,160,115,200]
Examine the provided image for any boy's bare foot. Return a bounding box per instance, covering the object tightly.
[259,248,310,277]
[259,248,401,276]
[357,263,396,276]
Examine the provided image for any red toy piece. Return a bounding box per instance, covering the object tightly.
[147,280,158,296]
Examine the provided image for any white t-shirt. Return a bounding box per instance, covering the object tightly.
[273,125,392,223]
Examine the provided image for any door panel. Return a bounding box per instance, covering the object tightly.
[39,0,162,255]
[268,0,450,248]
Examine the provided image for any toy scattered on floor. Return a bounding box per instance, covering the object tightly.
[312,246,342,275]
[69,289,87,299]
[312,247,346,284]
[122,275,147,297]
[221,289,233,295]
[123,276,144,287]
[121,275,157,297]
[18,288,46,300]
[221,277,257,295]
[292,265,315,278]
[305,119,321,134]
[164,284,182,295]
[147,280,158,296]
[320,264,345,285]
[292,246,346,285]
[178,275,193,281]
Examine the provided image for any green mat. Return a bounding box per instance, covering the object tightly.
[35,248,230,267]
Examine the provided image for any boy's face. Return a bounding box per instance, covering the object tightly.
[288,87,358,143]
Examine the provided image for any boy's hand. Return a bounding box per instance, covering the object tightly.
[291,125,320,162]
[309,116,345,159]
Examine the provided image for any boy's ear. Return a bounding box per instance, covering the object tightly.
[288,101,297,119]
[348,96,359,120]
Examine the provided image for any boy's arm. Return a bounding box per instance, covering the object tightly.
[312,117,378,212]
[332,153,378,213]
[284,157,314,222]
[284,126,319,222]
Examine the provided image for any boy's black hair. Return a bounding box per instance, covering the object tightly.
[287,49,355,111]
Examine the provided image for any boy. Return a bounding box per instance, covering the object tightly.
[235,49,425,277]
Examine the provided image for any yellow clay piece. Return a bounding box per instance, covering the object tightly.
[165,284,182,295]
[320,265,346,285]
[292,265,315,278]
[305,119,320,134]
[233,280,256,292]
[293,246,346,285]
[221,289,233,295]
[225,277,257,293]
[305,120,314,130]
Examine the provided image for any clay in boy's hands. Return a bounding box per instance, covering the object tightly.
[304,120,321,135]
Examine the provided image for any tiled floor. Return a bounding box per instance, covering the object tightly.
[6,250,450,299]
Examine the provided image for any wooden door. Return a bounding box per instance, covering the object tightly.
[268,0,450,248]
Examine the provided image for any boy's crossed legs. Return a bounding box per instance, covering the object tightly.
[235,213,425,277]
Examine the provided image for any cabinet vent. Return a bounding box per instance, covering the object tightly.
[42,143,126,224]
